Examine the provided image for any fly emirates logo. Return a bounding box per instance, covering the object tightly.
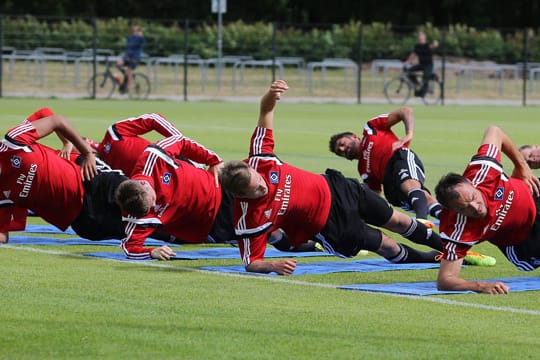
[490,190,514,231]
[362,141,374,173]
[16,163,38,198]
[274,174,292,216]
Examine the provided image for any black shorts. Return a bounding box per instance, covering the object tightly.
[383,148,427,206]
[123,56,139,70]
[315,169,394,257]
[498,194,540,271]
[71,172,128,240]
[208,188,235,243]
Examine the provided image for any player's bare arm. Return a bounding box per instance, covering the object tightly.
[388,107,414,151]
[32,115,98,180]
[258,80,289,129]
[246,259,297,275]
[482,126,540,195]
[437,258,509,294]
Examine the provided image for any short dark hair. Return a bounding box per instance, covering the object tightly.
[519,144,533,167]
[328,131,354,155]
[434,173,469,208]
[115,180,151,217]
[219,160,252,196]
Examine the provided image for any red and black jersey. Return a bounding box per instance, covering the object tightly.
[358,114,409,193]
[0,122,84,232]
[121,135,223,259]
[439,144,536,260]
[235,127,332,265]
[97,113,189,176]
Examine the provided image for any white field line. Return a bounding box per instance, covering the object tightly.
[4,244,540,316]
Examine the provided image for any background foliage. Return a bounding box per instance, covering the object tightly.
[1,0,540,28]
[3,16,540,63]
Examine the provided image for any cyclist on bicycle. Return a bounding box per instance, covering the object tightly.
[116,25,146,93]
[404,31,438,97]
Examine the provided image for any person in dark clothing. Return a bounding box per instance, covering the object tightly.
[404,31,438,97]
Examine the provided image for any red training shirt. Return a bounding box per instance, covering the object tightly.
[121,135,223,259]
[439,143,536,260]
[235,126,332,265]
[358,113,410,194]
[0,122,84,232]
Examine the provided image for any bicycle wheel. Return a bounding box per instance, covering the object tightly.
[128,73,151,100]
[384,76,412,104]
[87,73,116,99]
[422,78,442,105]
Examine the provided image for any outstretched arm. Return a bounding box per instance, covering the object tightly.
[31,115,97,181]
[387,107,415,151]
[482,126,540,195]
[257,80,289,130]
[437,258,509,294]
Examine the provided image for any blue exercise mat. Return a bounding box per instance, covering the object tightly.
[338,276,540,296]
[83,247,330,261]
[21,224,77,235]
[201,258,440,275]
[7,235,180,247]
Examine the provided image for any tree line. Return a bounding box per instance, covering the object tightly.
[1,0,540,28]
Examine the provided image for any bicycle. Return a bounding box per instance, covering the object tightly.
[383,66,442,105]
[86,57,151,99]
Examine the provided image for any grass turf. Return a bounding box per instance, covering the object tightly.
[1,97,540,359]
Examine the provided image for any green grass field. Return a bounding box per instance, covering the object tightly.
[1,97,540,359]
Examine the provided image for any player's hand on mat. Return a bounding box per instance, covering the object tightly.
[80,152,98,181]
[0,231,8,243]
[478,281,509,295]
[208,162,224,188]
[272,259,297,275]
[151,246,176,260]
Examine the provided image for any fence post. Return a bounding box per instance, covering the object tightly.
[183,18,190,102]
[271,22,277,82]
[522,27,528,107]
[0,14,3,98]
[90,17,98,99]
[356,23,363,104]
[441,26,447,106]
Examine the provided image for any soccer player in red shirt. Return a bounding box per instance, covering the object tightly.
[219,80,443,275]
[435,125,540,294]
[0,110,128,243]
[91,112,187,176]
[328,107,441,224]
[114,134,234,260]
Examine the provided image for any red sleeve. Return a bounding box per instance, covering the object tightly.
[25,107,55,123]
[238,234,268,265]
[112,113,182,138]
[0,206,28,232]
[366,115,389,131]
[155,135,222,166]
[5,123,40,146]
[121,220,158,260]
[249,127,275,156]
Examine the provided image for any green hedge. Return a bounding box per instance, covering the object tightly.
[2,16,539,63]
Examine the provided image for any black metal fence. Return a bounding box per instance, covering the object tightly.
[1,15,539,105]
